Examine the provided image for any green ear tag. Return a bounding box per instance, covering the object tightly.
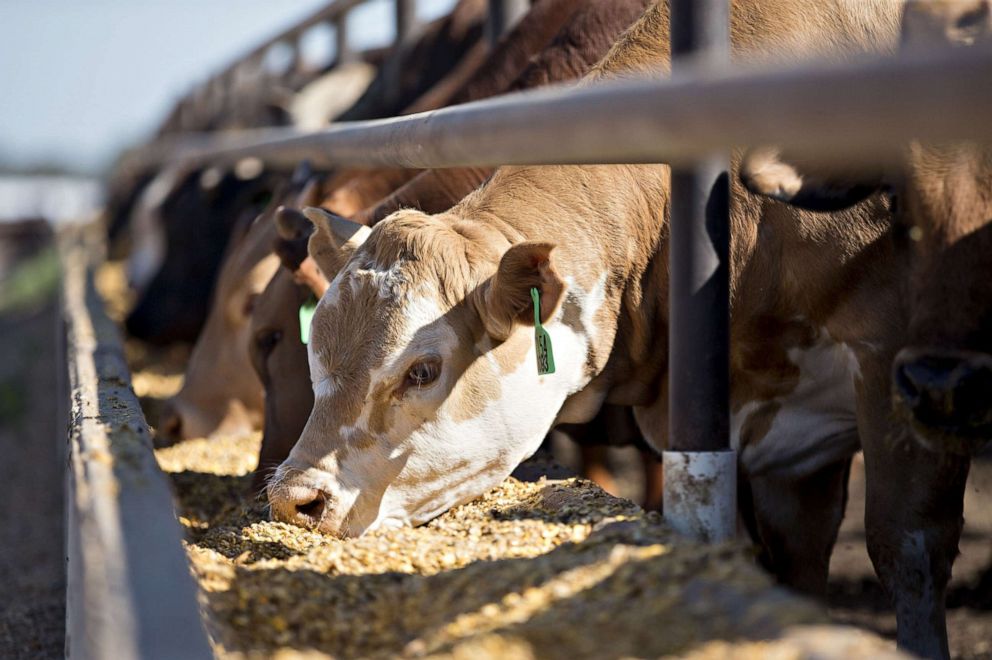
[531,287,555,375]
[299,295,318,345]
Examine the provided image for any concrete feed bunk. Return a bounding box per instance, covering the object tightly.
[68,257,905,658]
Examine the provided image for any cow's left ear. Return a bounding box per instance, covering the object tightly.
[303,207,370,280]
[478,241,566,342]
[739,148,883,212]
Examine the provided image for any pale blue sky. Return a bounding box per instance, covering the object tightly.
[0,0,455,174]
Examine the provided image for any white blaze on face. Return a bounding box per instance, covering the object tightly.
[274,262,606,537]
[127,167,183,291]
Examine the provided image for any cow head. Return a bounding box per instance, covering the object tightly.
[157,169,319,443]
[739,0,992,454]
[125,163,278,345]
[267,207,588,536]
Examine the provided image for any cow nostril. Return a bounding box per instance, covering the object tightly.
[295,492,327,521]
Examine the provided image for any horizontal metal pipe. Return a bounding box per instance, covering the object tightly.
[130,45,992,171]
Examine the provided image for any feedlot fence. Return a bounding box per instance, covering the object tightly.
[66,0,992,657]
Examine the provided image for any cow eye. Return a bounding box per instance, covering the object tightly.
[255,328,282,355]
[405,358,441,389]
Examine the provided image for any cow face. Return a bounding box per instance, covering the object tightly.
[740,1,992,454]
[268,208,583,536]
[249,266,316,491]
[248,206,329,491]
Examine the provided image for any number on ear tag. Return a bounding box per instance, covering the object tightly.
[299,295,317,345]
[531,287,556,375]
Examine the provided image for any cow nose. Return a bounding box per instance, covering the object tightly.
[894,350,992,436]
[269,484,331,528]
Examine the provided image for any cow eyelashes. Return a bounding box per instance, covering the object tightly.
[405,358,442,390]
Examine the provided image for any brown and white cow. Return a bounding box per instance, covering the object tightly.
[268,0,912,637]
[248,0,658,494]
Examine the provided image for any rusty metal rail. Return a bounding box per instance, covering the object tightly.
[130,43,992,171]
[61,226,212,660]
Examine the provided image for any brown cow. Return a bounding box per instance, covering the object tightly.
[265,0,945,653]
[738,3,992,656]
[247,0,657,491]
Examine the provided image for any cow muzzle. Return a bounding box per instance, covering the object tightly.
[893,346,992,455]
[267,470,349,536]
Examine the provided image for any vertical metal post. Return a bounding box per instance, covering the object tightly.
[394,0,417,46]
[486,0,528,45]
[334,14,353,64]
[663,0,736,543]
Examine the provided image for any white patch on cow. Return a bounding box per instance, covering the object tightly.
[307,340,328,387]
[351,259,406,300]
[198,167,223,190]
[732,327,863,478]
[290,62,376,129]
[127,167,184,291]
[234,157,264,181]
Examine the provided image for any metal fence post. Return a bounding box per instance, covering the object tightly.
[334,14,353,64]
[394,0,417,46]
[663,0,736,543]
[486,0,528,45]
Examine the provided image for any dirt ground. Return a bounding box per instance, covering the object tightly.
[828,455,992,659]
[0,222,65,659]
[554,446,992,659]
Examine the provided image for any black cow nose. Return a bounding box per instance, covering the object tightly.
[895,353,992,431]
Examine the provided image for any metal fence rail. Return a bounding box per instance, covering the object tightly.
[62,226,212,660]
[131,43,992,172]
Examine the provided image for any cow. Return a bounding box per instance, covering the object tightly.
[263,0,946,653]
[246,0,658,491]
[736,2,992,656]
[156,168,320,443]
[124,164,281,345]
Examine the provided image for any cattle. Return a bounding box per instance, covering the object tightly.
[266,0,958,653]
[334,0,487,122]
[160,0,596,443]
[743,0,992,460]
[736,3,992,656]
[125,164,281,345]
[245,0,657,491]
[122,2,491,346]
[156,168,320,444]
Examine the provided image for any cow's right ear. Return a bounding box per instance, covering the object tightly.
[302,207,371,279]
[739,148,882,212]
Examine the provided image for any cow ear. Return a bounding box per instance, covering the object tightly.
[478,241,566,342]
[739,148,882,212]
[901,0,991,50]
[303,206,370,279]
[273,206,314,272]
